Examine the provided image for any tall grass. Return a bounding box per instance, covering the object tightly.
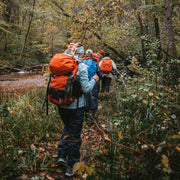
[0,88,62,178]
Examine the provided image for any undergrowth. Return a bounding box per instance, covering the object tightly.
[0,66,179,179]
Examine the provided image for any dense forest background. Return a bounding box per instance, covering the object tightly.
[0,0,180,179]
[0,0,180,68]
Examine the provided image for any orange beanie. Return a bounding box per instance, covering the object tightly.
[98,50,105,57]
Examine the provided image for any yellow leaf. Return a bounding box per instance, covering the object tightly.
[73,162,80,173]
[91,146,98,151]
[100,149,109,156]
[118,132,123,140]
[101,124,106,128]
[73,162,85,174]
[175,144,180,152]
[103,133,111,142]
[150,144,155,150]
[161,155,169,168]
[63,135,69,140]
[86,165,92,176]
[46,173,54,180]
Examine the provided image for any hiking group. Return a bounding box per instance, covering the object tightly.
[47,42,133,177]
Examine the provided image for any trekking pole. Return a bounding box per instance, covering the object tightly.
[116,70,127,90]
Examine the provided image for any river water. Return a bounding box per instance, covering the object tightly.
[0,71,48,103]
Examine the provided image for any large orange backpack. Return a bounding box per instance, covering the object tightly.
[100,58,112,74]
[47,53,82,107]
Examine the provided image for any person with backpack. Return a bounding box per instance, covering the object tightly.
[128,53,139,78]
[83,49,101,124]
[49,42,99,177]
[99,52,117,93]
[124,57,132,67]
[93,50,105,64]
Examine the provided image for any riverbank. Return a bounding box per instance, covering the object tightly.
[0,72,48,102]
[0,64,49,75]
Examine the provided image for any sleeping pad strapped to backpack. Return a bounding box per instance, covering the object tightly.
[48,53,82,106]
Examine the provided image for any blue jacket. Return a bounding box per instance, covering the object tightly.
[61,55,96,109]
[84,60,101,110]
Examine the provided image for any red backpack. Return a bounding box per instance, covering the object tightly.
[47,53,82,107]
[100,58,112,74]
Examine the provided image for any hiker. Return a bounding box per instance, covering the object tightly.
[128,53,139,78]
[93,50,105,64]
[57,43,99,176]
[99,52,118,93]
[83,49,101,124]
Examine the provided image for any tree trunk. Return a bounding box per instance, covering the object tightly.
[153,14,161,60]
[18,0,36,65]
[3,0,12,53]
[137,13,147,62]
[164,0,177,59]
[3,18,11,53]
[135,0,147,63]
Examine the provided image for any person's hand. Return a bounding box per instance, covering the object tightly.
[92,74,99,82]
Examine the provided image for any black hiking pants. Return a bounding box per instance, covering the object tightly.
[101,76,111,92]
[57,107,85,168]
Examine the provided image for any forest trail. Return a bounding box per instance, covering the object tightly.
[16,120,105,180]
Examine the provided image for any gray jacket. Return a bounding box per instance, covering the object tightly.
[99,57,117,78]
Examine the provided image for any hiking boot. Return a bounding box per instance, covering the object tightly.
[58,157,67,163]
[65,167,75,177]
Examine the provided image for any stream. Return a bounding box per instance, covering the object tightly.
[0,71,48,103]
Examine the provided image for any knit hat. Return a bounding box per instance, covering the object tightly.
[76,46,84,54]
[85,49,93,55]
[98,50,105,57]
